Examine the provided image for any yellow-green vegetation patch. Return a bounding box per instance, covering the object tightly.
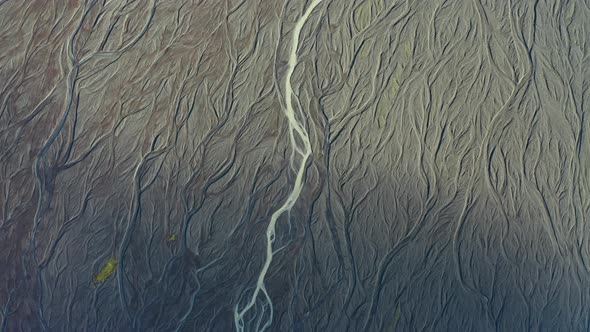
[400,40,413,62]
[359,41,373,59]
[392,304,402,329]
[353,0,386,32]
[389,65,404,92]
[564,2,575,22]
[94,257,118,285]
[375,40,413,124]
[377,64,404,125]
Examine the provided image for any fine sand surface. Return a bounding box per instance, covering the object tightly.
[1,0,590,331]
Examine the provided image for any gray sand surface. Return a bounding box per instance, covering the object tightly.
[1,0,590,330]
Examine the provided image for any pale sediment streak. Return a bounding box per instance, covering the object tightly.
[233,0,322,331]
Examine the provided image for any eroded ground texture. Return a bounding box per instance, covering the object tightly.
[1,0,590,331]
